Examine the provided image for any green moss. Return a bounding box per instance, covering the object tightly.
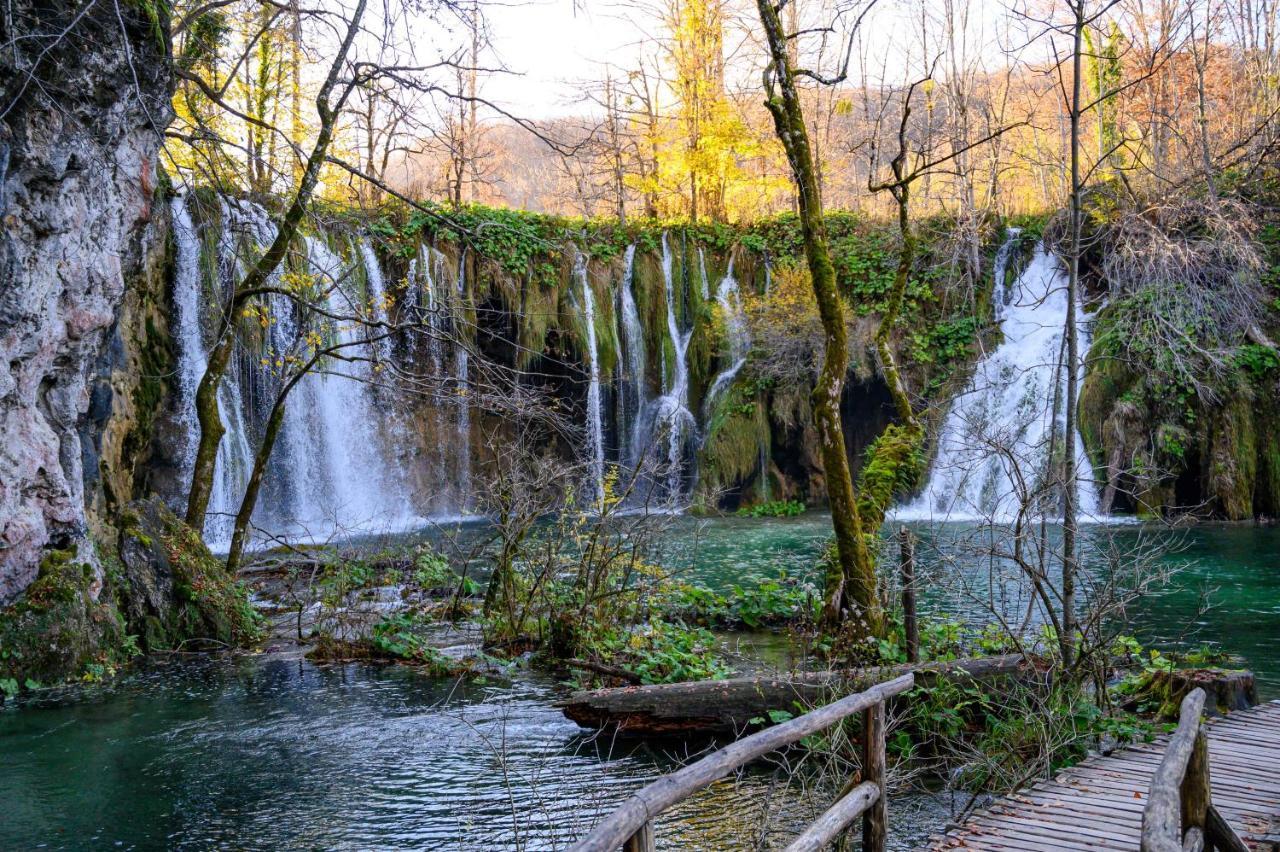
[856,424,926,532]
[699,379,770,501]
[118,498,262,651]
[1207,391,1257,519]
[0,549,129,694]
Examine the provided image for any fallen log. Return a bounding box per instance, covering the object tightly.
[558,653,1036,735]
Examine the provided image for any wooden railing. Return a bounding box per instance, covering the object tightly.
[1140,688,1249,852]
[567,673,915,852]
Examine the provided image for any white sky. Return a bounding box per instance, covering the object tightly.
[483,1,647,117]
[446,0,1046,119]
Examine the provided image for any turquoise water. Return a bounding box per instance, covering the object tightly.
[655,513,1280,696]
[1,515,1275,849]
[0,656,946,850]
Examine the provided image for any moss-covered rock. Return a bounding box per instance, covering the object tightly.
[0,549,129,694]
[117,497,261,651]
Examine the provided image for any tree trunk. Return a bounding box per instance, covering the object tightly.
[225,390,289,573]
[558,654,1031,734]
[755,0,881,638]
[1062,0,1084,670]
[185,0,367,533]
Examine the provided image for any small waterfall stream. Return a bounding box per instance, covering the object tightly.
[453,250,472,507]
[576,252,605,504]
[899,237,1100,521]
[358,238,393,362]
[647,233,698,505]
[704,255,750,417]
[616,246,647,471]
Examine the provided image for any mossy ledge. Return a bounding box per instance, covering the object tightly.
[0,499,260,699]
[117,497,262,653]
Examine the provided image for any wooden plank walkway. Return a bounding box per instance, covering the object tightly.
[932,700,1280,850]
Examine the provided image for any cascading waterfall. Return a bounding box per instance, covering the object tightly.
[990,227,1021,319]
[296,236,408,529]
[174,196,420,547]
[575,253,606,504]
[171,195,253,546]
[616,245,647,470]
[645,233,697,504]
[173,210,783,541]
[453,250,472,507]
[358,238,393,362]
[703,255,750,418]
[898,237,1100,522]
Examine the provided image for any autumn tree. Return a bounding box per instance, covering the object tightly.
[755,0,882,637]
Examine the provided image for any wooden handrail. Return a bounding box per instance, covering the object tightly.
[1141,687,1249,852]
[568,672,915,852]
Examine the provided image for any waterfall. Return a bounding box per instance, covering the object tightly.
[697,246,710,299]
[703,255,750,418]
[645,233,697,505]
[616,245,646,470]
[358,238,393,362]
[453,250,472,507]
[178,197,422,546]
[991,227,1021,319]
[576,252,605,504]
[171,195,252,546]
[279,236,406,531]
[898,238,1100,522]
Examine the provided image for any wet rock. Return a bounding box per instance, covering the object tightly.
[0,0,172,604]
[118,497,261,652]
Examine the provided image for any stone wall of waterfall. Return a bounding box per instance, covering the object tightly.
[164,196,770,547]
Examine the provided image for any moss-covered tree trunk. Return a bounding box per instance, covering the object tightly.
[1061,0,1085,671]
[755,0,881,637]
[186,0,368,533]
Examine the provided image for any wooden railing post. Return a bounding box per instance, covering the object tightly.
[898,526,918,664]
[1180,725,1210,844]
[622,821,654,852]
[862,700,887,852]
[1141,687,1249,852]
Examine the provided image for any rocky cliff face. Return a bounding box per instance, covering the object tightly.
[0,0,172,604]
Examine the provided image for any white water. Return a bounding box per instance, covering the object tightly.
[291,237,409,532]
[990,228,1021,320]
[616,245,647,470]
[576,252,606,505]
[647,233,697,504]
[703,255,750,418]
[358,238,393,362]
[453,250,472,507]
[174,197,421,547]
[898,239,1100,522]
[171,195,253,546]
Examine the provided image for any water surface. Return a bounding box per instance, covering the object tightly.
[3,514,1275,849]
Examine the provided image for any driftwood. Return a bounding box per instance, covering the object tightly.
[558,653,1033,734]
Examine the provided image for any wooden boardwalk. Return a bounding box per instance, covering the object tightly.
[932,700,1280,850]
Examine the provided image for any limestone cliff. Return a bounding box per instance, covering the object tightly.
[0,0,172,604]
